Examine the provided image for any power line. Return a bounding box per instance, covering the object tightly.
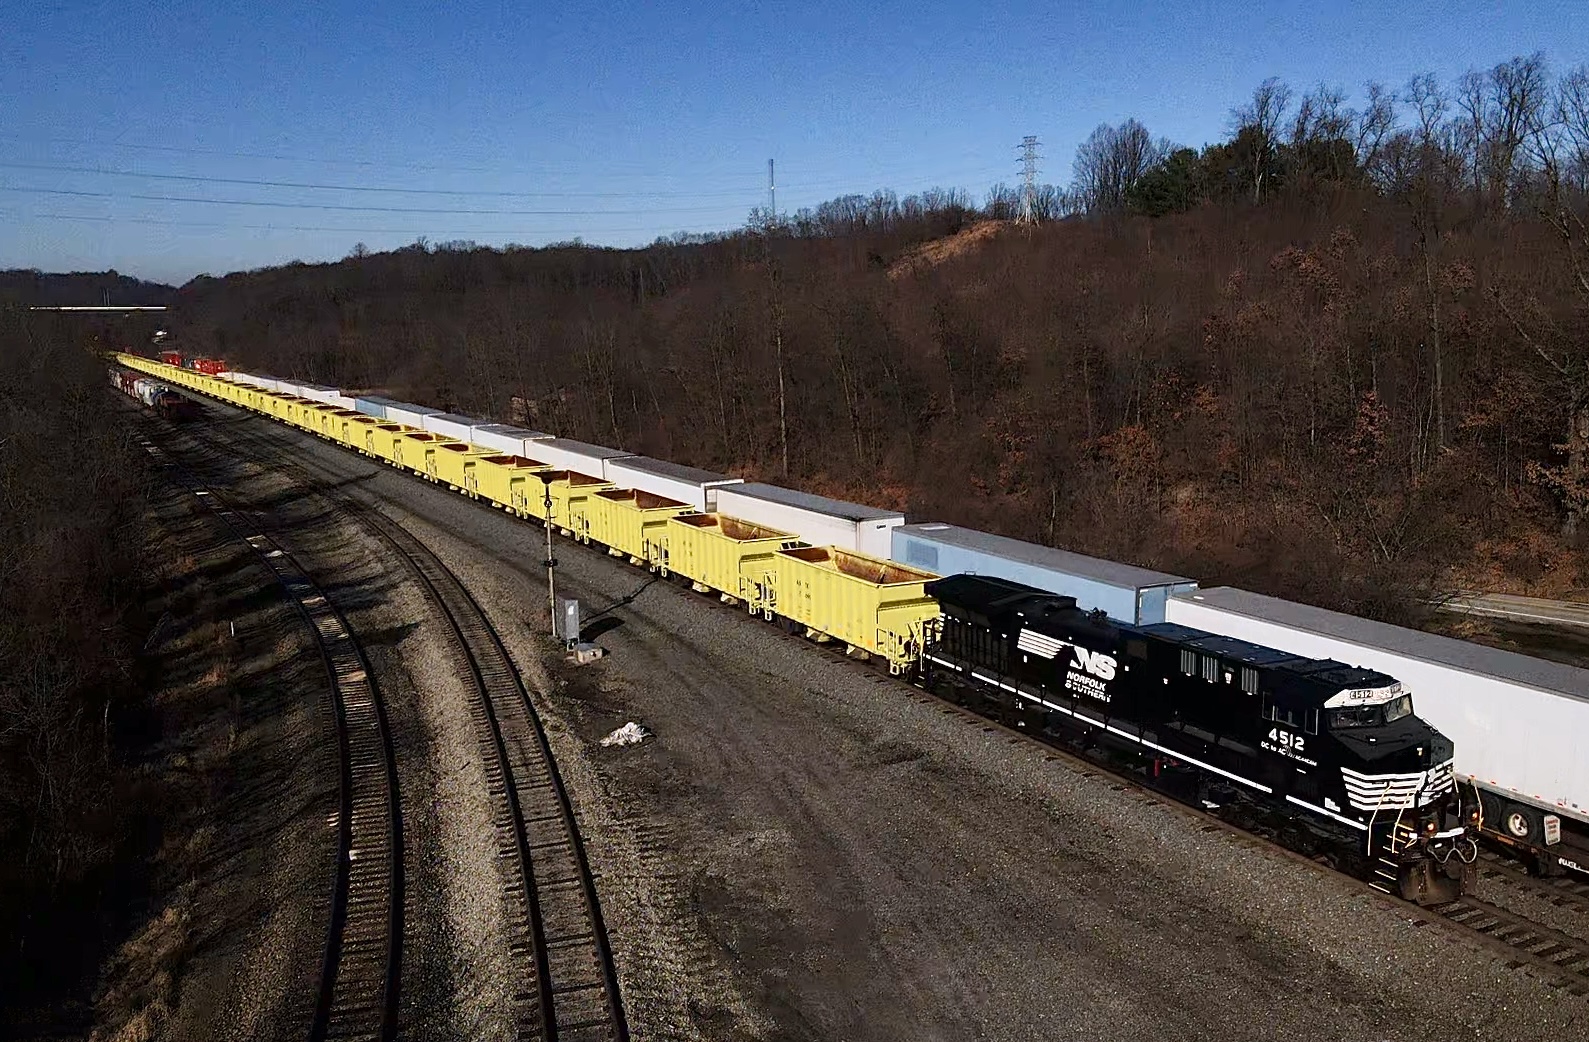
[0,131,706,178]
[2,132,1012,194]
[0,160,772,200]
[28,211,684,237]
[0,184,745,216]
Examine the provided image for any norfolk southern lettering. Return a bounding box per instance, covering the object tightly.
[922,573,1476,902]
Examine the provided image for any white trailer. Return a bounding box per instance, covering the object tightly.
[422,411,488,444]
[713,482,903,558]
[471,423,554,458]
[1166,586,1589,875]
[891,522,1196,624]
[605,456,742,513]
[233,373,279,392]
[518,437,633,479]
[383,402,442,430]
[292,382,341,405]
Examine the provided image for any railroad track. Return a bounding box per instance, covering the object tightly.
[131,418,403,1041]
[1419,895,1589,995]
[1477,848,1589,917]
[197,411,628,1040]
[155,393,1589,1008]
[363,511,627,1041]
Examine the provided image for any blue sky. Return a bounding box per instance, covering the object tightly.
[0,0,1583,283]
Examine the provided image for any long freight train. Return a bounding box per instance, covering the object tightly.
[115,350,1589,897]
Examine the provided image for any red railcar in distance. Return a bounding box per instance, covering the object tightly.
[161,350,182,366]
[194,358,227,375]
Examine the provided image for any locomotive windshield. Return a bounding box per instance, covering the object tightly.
[1327,692,1413,729]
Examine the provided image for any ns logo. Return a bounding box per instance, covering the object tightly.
[1066,645,1117,681]
[1017,629,1118,681]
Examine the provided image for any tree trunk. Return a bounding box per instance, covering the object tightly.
[1422,234,1445,453]
[774,317,789,479]
[1562,401,1589,542]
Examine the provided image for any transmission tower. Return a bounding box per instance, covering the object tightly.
[1017,135,1040,224]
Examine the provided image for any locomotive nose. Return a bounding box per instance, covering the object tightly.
[1423,731,1454,769]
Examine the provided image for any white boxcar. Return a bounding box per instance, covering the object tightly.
[471,423,554,458]
[383,402,443,430]
[604,456,742,512]
[234,373,279,392]
[1166,586,1589,867]
[891,522,1196,624]
[422,411,487,444]
[713,483,903,557]
[519,437,633,478]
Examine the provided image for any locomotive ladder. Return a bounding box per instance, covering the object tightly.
[1369,813,1419,896]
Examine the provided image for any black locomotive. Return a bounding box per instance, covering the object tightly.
[922,574,1477,903]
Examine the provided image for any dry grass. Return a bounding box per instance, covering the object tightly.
[886,220,1009,280]
[90,903,192,1042]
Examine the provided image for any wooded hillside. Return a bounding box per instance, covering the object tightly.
[162,54,1589,621]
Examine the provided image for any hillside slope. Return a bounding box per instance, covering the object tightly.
[164,198,1588,622]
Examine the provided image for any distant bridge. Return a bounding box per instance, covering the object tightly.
[24,305,168,311]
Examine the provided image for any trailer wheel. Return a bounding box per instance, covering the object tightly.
[1503,806,1539,841]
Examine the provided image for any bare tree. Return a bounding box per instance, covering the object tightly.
[1500,63,1589,538]
[1398,72,1466,455]
[1556,65,1589,197]
[1459,53,1551,208]
[1071,119,1169,214]
[1487,53,1551,205]
[1354,81,1398,177]
[1232,77,1293,202]
[984,182,1020,220]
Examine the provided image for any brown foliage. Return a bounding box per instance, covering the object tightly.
[0,311,150,1017]
[167,194,1588,616]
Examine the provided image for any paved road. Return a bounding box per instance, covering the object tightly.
[1437,591,1589,631]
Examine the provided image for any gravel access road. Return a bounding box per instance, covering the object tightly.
[208,405,1589,1042]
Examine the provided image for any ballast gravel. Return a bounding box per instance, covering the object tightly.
[156,416,524,1041]
[212,408,1589,1042]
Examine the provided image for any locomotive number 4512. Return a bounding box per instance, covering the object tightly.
[1262,729,1318,766]
[1267,728,1305,754]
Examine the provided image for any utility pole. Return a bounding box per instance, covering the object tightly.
[767,158,777,228]
[539,473,557,637]
[1018,135,1040,225]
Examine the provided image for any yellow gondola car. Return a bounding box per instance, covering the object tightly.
[578,489,690,563]
[431,441,503,492]
[770,546,939,673]
[393,430,463,480]
[662,513,803,614]
[468,455,555,517]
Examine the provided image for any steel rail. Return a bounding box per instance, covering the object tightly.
[127,412,403,1041]
[207,411,627,1041]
